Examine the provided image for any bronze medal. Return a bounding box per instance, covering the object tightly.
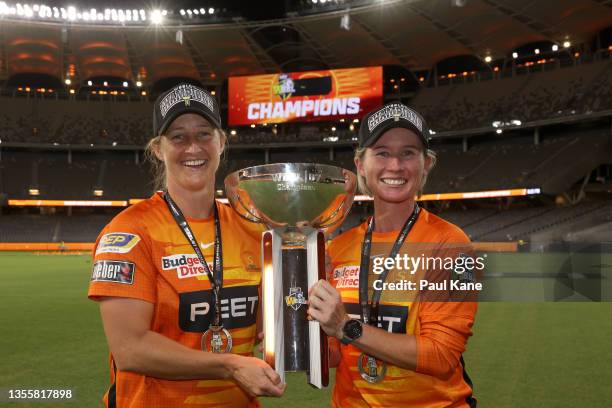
[357,353,387,383]
[202,325,233,353]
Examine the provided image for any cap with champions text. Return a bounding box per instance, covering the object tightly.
[358,102,430,149]
[153,83,221,137]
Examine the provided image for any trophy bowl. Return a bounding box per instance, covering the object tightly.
[224,163,357,388]
[224,163,357,244]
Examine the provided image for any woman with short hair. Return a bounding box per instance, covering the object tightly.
[309,102,478,407]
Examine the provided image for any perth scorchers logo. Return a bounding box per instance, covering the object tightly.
[285,287,306,311]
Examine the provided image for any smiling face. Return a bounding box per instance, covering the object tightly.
[355,127,432,204]
[153,113,225,194]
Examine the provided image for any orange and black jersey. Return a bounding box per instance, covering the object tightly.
[88,192,264,408]
[328,208,477,408]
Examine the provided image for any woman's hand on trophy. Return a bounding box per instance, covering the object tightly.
[228,355,286,397]
[308,279,350,340]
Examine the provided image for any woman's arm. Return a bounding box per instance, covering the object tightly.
[308,280,475,380]
[99,297,285,397]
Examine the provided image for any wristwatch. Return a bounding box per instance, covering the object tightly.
[340,319,363,345]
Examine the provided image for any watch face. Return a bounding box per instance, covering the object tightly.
[344,319,362,339]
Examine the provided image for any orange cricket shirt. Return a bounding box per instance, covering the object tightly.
[328,208,478,407]
[88,192,264,408]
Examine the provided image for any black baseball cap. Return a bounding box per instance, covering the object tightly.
[153,83,221,136]
[358,102,429,149]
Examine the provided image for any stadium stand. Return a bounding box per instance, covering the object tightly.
[414,59,612,132]
[0,213,114,243]
[0,129,609,201]
[0,3,609,249]
[0,57,610,146]
[2,199,610,244]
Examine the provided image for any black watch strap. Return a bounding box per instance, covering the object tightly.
[340,336,353,345]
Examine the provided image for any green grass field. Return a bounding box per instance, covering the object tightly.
[0,251,611,407]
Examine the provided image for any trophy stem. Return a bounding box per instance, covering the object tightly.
[281,248,310,371]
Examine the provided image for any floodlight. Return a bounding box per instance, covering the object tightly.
[151,9,163,24]
[67,6,76,20]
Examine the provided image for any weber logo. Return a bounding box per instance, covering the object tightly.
[343,303,408,334]
[91,260,135,285]
[179,285,259,332]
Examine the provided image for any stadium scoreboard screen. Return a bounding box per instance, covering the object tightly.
[228,66,382,126]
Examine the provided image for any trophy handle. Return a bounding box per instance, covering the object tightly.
[306,231,330,388]
[261,230,285,382]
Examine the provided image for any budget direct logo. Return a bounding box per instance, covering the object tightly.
[96,233,141,255]
[333,265,360,288]
[161,254,212,279]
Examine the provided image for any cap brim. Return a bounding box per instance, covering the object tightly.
[157,107,221,136]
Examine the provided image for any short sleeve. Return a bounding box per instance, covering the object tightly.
[88,214,157,304]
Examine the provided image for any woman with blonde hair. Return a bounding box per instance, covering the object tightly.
[309,102,477,407]
[88,83,284,407]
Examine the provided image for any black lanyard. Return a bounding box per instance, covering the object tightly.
[358,204,420,326]
[163,191,224,327]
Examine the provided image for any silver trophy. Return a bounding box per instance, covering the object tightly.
[224,163,357,388]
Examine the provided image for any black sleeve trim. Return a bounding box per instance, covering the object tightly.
[460,355,477,408]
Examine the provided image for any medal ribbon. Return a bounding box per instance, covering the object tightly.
[358,204,420,326]
[164,191,224,327]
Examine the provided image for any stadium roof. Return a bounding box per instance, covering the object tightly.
[0,0,610,87]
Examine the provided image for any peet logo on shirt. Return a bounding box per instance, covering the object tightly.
[179,285,259,332]
[343,302,409,334]
[333,265,360,288]
[161,254,214,279]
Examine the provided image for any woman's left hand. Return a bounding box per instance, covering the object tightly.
[308,279,349,340]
